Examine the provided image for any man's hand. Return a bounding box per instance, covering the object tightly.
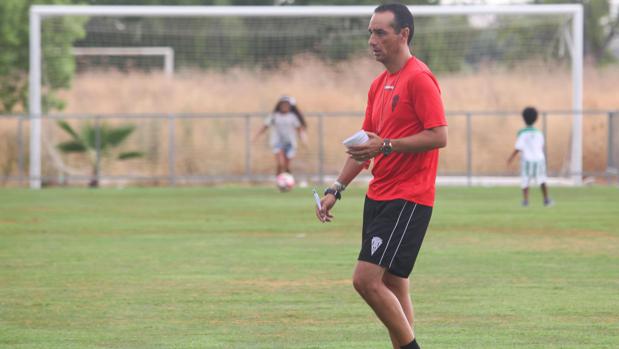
[346,132,383,162]
[315,194,337,223]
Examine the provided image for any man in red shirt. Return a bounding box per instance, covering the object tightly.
[315,4,447,349]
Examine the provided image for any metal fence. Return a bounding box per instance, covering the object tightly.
[0,110,617,187]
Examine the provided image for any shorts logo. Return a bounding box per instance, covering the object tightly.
[371,236,383,256]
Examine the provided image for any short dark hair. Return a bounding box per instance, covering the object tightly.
[374,3,415,45]
[522,106,538,126]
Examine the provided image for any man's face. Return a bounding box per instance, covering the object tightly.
[368,11,406,63]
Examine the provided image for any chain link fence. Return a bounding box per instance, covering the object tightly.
[1,110,618,187]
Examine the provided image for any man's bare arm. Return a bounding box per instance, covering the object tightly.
[347,126,447,162]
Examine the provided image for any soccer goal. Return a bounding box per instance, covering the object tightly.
[72,46,175,76]
[28,4,583,188]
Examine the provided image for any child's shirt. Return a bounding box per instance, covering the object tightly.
[515,127,545,162]
[265,112,300,147]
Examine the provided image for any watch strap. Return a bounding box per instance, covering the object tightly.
[324,188,342,200]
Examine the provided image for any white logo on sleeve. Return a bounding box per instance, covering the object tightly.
[371,237,383,256]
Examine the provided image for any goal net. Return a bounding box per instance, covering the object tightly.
[27,5,584,187]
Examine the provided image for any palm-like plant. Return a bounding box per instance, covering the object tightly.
[56,120,143,187]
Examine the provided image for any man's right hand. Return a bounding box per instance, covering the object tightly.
[316,194,337,223]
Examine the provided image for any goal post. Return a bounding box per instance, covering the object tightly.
[72,47,175,76]
[28,4,584,188]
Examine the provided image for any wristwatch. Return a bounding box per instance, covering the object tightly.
[324,187,342,200]
[380,139,393,156]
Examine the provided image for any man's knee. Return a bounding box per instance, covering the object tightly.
[353,272,383,297]
[352,276,362,294]
[353,278,382,298]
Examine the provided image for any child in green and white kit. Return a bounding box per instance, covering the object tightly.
[507,107,553,207]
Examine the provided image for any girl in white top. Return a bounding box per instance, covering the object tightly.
[507,107,553,207]
[254,95,305,175]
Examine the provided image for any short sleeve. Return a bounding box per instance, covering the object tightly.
[362,80,379,133]
[292,114,301,128]
[264,114,274,126]
[410,72,447,130]
[539,133,545,148]
[515,134,525,150]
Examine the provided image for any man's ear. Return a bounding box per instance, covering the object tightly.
[400,27,410,43]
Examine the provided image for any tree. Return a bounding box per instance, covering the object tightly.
[535,0,619,64]
[0,0,87,113]
[75,0,442,71]
[56,120,143,187]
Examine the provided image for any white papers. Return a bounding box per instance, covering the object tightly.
[342,130,369,147]
[312,188,322,210]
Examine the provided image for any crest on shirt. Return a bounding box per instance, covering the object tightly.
[391,94,400,112]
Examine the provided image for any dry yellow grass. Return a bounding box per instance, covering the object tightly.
[58,57,619,113]
[1,57,618,181]
[58,56,381,114]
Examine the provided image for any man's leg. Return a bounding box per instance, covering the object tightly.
[383,272,414,349]
[353,261,414,347]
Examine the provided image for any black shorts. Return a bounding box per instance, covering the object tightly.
[358,196,432,278]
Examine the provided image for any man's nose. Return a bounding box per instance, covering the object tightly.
[368,34,376,46]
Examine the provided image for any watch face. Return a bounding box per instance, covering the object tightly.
[382,140,392,155]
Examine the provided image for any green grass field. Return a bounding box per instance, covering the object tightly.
[1,186,618,349]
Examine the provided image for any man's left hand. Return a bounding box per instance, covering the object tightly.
[346,132,383,162]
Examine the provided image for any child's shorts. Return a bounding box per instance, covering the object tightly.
[272,142,296,159]
[520,160,547,188]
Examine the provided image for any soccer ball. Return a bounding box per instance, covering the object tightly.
[276,172,295,192]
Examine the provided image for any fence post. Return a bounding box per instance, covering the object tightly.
[542,111,548,157]
[94,116,101,187]
[245,114,252,181]
[608,111,616,185]
[318,113,325,185]
[17,115,24,186]
[466,112,472,187]
[610,112,615,167]
[168,114,176,186]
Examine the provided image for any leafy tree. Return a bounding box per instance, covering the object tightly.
[56,120,143,187]
[76,0,442,71]
[0,0,87,113]
[535,0,619,64]
[414,16,474,72]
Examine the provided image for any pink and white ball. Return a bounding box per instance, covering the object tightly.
[276,172,295,192]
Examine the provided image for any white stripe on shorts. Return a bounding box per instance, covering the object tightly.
[521,160,547,188]
[388,203,418,269]
[378,201,407,265]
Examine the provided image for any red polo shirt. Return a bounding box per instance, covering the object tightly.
[362,56,446,206]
